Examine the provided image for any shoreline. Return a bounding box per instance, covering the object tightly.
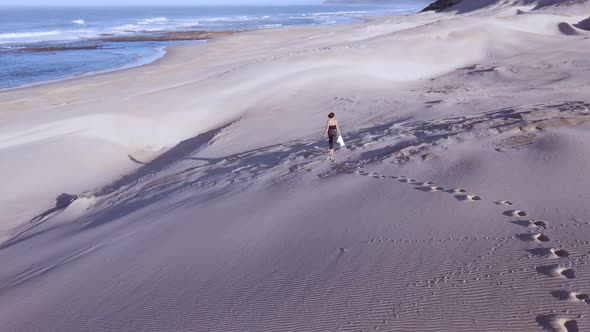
[0,36,220,93]
[0,45,172,93]
[0,11,411,94]
[0,30,247,94]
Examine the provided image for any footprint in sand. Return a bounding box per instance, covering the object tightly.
[550,248,571,258]
[518,233,550,242]
[495,200,514,206]
[536,315,580,332]
[415,186,445,192]
[455,194,482,202]
[532,233,551,242]
[449,188,467,194]
[536,265,576,279]
[530,220,548,229]
[553,290,590,304]
[504,210,528,217]
[511,220,548,230]
[527,248,569,258]
[571,293,590,304]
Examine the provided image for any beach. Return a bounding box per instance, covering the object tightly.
[1,1,590,331]
[0,4,418,91]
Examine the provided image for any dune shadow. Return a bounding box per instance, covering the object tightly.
[76,123,237,231]
[84,119,395,230]
[81,117,422,230]
[0,225,61,252]
[80,117,424,231]
[0,193,78,251]
[358,132,452,164]
[97,123,232,197]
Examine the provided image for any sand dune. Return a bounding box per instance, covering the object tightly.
[1,0,590,331]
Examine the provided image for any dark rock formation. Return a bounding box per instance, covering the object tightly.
[325,0,407,3]
[421,0,463,12]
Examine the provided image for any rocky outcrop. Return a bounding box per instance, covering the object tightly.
[574,16,590,30]
[421,0,464,12]
[324,0,403,3]
[421,0,590,12]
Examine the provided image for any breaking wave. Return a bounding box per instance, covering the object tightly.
[0,30,61,40]
[139,17,168,25]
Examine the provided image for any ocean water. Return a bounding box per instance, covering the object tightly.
[0,4,424,90]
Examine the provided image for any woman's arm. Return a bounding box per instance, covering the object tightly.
[336,120,341,135]
[324,120,329,137]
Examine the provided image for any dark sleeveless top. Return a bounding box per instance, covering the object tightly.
[329,125,337,130]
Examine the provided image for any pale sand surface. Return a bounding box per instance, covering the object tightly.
[1,1,590,331]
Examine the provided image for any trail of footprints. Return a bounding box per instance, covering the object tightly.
[354,168,587,331]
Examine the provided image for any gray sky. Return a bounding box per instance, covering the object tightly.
[2,0,325,5]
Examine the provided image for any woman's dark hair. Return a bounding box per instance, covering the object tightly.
[328,112,335,118]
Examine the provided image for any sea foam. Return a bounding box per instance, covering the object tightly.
[139,17,168,25]
[0,30,61,40]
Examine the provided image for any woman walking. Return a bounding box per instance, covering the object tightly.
[324,112,341,160]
